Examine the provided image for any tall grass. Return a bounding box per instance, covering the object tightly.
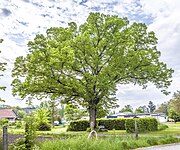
[39,135,180,150]
[0,129,2,150]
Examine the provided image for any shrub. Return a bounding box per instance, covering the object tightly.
[0,118,9,126]
[67,120,89,131]
[36,122,51,131]
[158,123,168,131]
[125,118,158,133]
[98,118,126,130]
[15,121,24,129]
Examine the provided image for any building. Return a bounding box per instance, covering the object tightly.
[0,109,17,121]
[107,112,167,123]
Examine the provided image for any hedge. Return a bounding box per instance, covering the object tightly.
[98,118,126,130]
[125,118,158,133]
[67,118,158,132]
[67,120,89,131]
[67,118,126,131]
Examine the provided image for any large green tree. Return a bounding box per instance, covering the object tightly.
[0,39,6,102]
[11,13,173,130]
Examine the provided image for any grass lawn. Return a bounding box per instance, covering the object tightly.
[140,122,180,136]
[7,122,180,137]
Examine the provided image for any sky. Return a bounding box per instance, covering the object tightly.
[0,0,180,110]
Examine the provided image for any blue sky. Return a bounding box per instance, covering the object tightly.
[0,0,180,110]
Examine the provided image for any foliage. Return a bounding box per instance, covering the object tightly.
[120,105,133,113]
[64,104,87,121]
[23,114,37,150]
[34,107,49,124]
[15,120,24,129]
[98,118,126,130]
[148,101,156,113]
[36,122,51,131]
[169,91,180,115]
[135,105,149,113]
[0,118,9,126]
[40,99,60,128]
[11,12,174,131]
[39,135,180,150]
[156,102,169,115]
[67,120,89,131]
[125,118,158,133]
[158,123,168,131]
[168,109,180,121]
[0,39,7,102]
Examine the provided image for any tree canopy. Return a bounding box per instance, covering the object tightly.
[120,105,133,113]
[11,12,173,130]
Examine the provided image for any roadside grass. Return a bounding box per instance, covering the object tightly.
[39,135,180,150]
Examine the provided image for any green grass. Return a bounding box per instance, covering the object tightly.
[39,135,180,150]
[8,122,180,137]
[140,122,180,136]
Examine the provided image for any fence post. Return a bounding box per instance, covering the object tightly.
[135,119,138,140]
[3,126,8,150]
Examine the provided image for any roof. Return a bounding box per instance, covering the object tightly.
[0,109,17,119]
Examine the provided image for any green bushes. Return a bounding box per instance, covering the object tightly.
[67,118,158,132]
[98,118,125,130]
[158,123,168,131]
[125,118,158,133]
[36,122,51,131]
[67,120,89,131]
[67,118,126,131]
[0,118,9,126]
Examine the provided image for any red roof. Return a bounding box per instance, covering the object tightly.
[0,109,16,119]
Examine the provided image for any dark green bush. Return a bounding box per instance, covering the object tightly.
[125,118,158,133]
[98,118,126,130]
[36,122,51,131]
[67,120,89,131]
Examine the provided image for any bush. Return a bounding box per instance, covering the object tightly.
[15,121,24,129]
[98,118,126,130]
[125,118,158,133]
[67,120,89,131]
[158,123,168,131]
[0,118,9,126]
[68,118,126,131]
[36,122,51,131]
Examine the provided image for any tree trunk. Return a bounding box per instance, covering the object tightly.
[89,106,96,131]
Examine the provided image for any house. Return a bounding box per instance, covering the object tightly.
[107,112,167,123]
[0,109,17,122]
[22,107,36,114]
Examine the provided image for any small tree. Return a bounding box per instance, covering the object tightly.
[156,102,169,115]
[168,109,180,122]
[148,101,156,113]
[169,91,180,115]
[120,105,133,113]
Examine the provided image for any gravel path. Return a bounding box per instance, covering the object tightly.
[136,142,180,150]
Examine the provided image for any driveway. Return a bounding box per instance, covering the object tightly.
[136,142,180,150]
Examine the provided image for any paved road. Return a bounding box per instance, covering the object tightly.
[136,142,180,150]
